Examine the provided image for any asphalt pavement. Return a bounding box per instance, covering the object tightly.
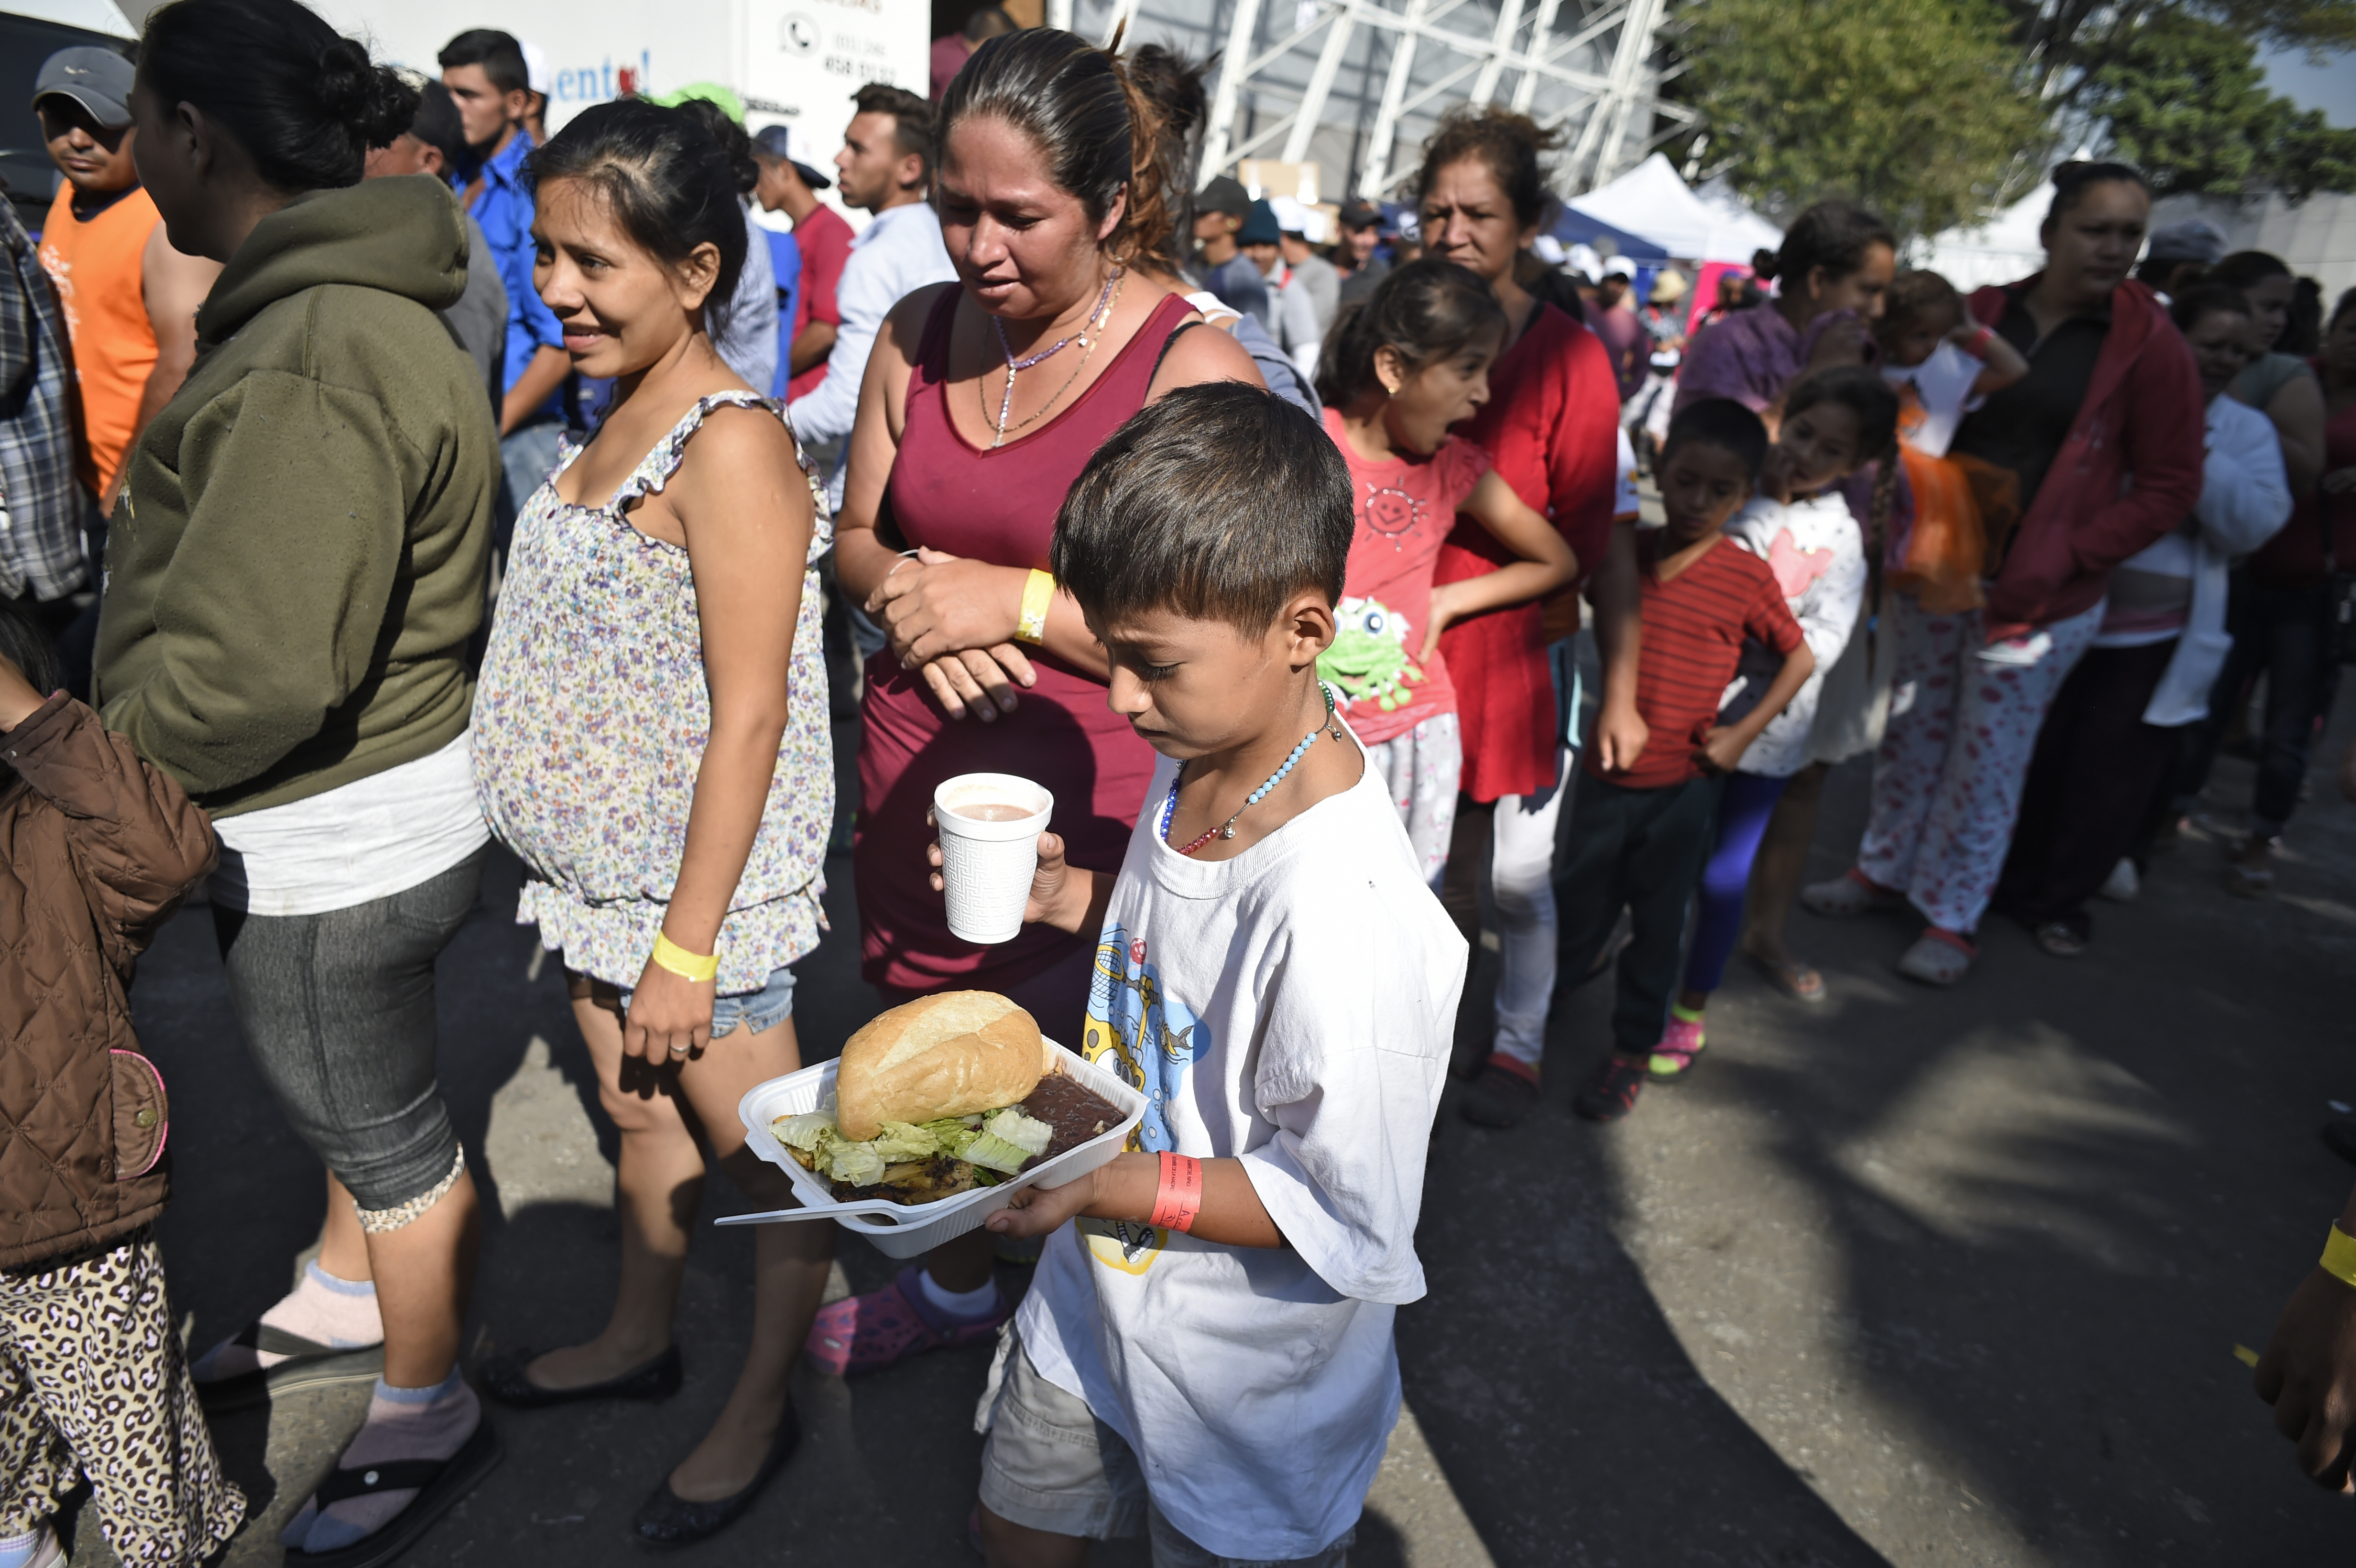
[70,681,2356,1567]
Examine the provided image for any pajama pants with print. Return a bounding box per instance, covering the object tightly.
[0,1231,245,1564]
[1856,595,2105,934]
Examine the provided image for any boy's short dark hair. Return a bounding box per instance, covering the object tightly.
[1052,383,1352,636]
[437,29,528,99]
[852,82,935,178]
[1659,397,1769,480]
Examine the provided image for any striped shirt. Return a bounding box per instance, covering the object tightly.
[1592,530,1803,789]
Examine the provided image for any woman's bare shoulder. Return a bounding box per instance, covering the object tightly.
[672,400,807,501]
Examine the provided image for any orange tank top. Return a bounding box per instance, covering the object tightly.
[40,182,160,498]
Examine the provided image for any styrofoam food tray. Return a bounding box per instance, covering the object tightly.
[724,1038,1145,1258]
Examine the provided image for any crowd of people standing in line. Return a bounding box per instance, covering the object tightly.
[0,0,2353,1564]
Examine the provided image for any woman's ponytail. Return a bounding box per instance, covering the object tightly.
[1109,53,1182,274]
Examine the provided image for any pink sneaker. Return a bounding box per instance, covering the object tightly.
[1647,1011,1707,1081]
[803,1265,1011,1378]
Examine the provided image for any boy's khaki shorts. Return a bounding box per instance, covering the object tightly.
[978,1336,1355,1568]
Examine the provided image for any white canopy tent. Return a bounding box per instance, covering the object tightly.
[1915,188,2050,291]
[1567,153,1783,263]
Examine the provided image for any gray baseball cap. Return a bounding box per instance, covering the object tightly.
[33,46,134,129]
[752,123,832,190]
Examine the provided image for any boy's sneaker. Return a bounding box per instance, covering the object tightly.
[1573,1054,1649,1122]
[1647,1008,1706,1081]
[1459,1056,1541,1128]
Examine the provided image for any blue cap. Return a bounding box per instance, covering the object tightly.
[1237,198,1282,248]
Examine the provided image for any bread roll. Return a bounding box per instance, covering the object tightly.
[835,991,1053,1141]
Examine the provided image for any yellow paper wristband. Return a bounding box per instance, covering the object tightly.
[651,931,719,984]
[1016,569,1055,645]
[2323,1224,2356,1290]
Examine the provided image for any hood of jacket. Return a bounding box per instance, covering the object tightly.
[197,175,469,345]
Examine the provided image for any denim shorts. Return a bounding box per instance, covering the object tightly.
[617,964,796,1038]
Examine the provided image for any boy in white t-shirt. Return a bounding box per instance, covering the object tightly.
[939,382,1464,1567]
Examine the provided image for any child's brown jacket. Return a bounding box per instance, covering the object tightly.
[0,693,215,1268]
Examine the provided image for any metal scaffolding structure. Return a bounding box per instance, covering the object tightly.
[1048,0,1689,200]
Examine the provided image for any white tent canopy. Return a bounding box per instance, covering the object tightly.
[1915,188,2049,292]
[1568,153,1783,264]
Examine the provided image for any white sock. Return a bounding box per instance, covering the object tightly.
[194,1261,382,1382]
[917,1270,1001,1320]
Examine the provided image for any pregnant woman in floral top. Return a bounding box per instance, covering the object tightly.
[469,101,833,1546]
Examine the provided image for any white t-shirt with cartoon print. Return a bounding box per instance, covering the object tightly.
[1013,741,1463,1560]
[1718,492,1867,778]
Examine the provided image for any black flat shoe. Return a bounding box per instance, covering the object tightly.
[632,1406,801,1546]
[285,1416,504,1568]
[197,1321,386,1414]
[475,1344,681,1409]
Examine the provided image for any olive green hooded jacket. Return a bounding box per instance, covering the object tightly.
[95,175,496,816]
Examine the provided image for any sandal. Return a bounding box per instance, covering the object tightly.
[1800,868,1902,919]
[1744,949,1825,1002]
[803,1265,1010,1379]
[196,1320,385,1414]
[1647,1011,1707,1081]
[1896,927,1976,986]
[284,1417,503,1568]
[2031,920,2087,958]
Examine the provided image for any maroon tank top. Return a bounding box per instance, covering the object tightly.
[856,286,1196,1008]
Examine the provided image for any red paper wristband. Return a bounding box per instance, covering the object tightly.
[1150,1151,1202,1233]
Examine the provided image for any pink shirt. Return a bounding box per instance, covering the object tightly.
[1320,409,1492,745]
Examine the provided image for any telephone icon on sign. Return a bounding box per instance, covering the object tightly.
[781,14,818,54]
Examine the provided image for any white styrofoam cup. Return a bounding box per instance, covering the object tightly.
[933,772,1053,945]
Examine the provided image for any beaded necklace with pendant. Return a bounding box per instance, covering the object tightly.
[1159,685,1342,857]
[984,267,1124,449]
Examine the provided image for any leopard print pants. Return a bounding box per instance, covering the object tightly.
[0,1230,245,1563]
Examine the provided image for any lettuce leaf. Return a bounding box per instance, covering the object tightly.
[771,1110,836,1153]
[962,1131,1035,1175]
[983,1109,1053,1157]
[871,1121,942,1161]
[826,1140,886,1187]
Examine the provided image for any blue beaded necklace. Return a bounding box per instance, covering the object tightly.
[1159,684,1342,856]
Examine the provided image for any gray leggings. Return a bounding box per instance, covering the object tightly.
[210,851,483,1214]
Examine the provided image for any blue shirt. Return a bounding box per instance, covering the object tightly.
[456,131,567,413]
[766,229,801,399]
[1204,254,1271,335]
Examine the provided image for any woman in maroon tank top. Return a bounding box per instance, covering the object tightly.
[816,28,1259,1375]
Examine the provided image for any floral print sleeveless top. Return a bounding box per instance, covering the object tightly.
[473,392,833,992]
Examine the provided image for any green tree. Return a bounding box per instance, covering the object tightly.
[1677,0,2048,239]
[2083,12,2356,198]
[1994,0,2355,107]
